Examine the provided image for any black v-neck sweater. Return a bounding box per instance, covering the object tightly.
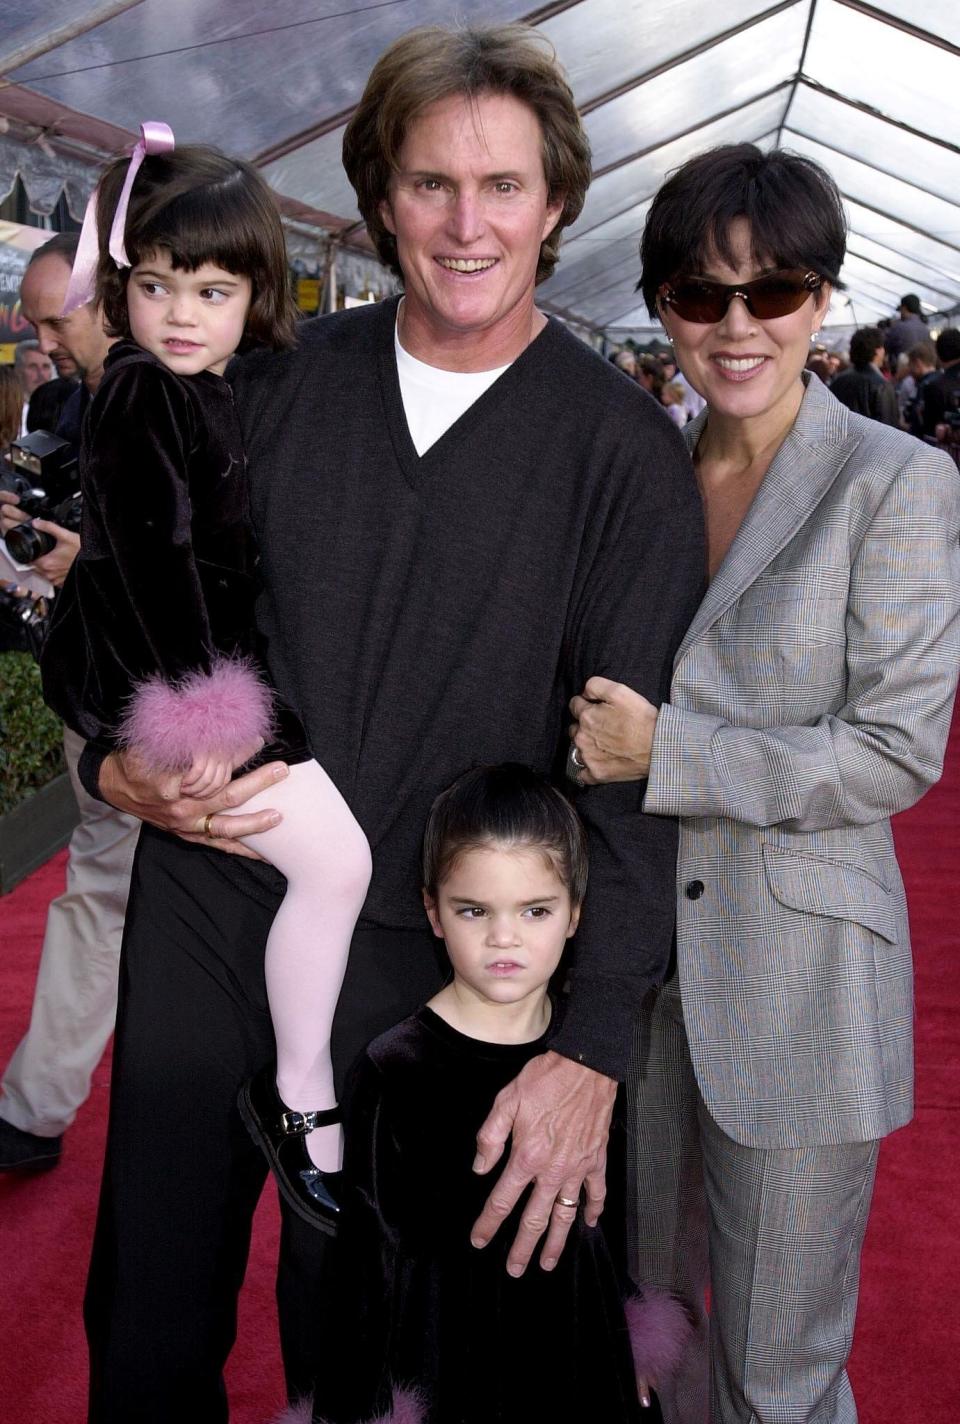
[228,297,705,1076]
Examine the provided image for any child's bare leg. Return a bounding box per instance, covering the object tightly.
[240,760,371,1171]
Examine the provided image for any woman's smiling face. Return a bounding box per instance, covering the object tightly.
[659,217,832,425]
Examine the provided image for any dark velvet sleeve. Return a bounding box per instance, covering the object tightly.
[312,1054,405,1424]
[550,418,706,1080]
[83,362,215,682]
[76,738,111,803]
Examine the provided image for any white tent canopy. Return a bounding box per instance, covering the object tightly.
[1,0,957,337]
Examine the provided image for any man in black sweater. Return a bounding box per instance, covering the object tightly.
[80,26,704,1421]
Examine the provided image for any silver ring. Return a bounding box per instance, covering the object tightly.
[569,745,584,771]
[555,1194,579,1209]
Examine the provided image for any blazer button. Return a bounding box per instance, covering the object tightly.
[685,880,705,900]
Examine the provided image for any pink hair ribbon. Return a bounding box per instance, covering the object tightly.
[61,121,175,316]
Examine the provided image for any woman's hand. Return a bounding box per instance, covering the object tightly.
[569,676,659,784]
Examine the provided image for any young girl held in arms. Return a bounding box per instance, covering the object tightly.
[297,764,691,1424]
[41,125,369,1227]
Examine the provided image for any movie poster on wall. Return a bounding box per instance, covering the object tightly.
[0,221,55,364]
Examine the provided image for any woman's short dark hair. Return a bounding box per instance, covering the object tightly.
[422,763,588,904]
[342,24,591,285]
[94,145,296,350]
[639,144,847,317]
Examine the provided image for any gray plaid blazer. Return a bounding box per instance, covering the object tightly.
[644,373,960,1149]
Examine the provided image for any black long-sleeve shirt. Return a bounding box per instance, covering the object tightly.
[78,297,704,1076]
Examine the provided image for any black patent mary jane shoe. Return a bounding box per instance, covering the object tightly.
[238,1066,341,1234]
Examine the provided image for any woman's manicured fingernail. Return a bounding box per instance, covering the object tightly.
[507,1263,524,1278]
[470,1235,486,1249]
[472,1154,485,1172]
[541,1256,556,1271]
[640,1394,651,1409]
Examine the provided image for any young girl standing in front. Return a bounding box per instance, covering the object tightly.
[41,126,369,1228]
[300,764,691,1424]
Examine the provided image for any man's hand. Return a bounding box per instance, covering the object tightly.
[569,675,659,784]
[99,748,289,858]
[28,520,80,587]
[471,1050,617,1276]
[0,490,27,535]
[0,495,79,587]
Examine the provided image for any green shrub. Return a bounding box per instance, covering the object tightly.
[0,652,65,814]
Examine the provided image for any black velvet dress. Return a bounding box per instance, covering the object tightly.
[41,339,306,764]
[311,1007,658,1424]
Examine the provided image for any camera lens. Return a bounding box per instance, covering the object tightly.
[4,524,56,564]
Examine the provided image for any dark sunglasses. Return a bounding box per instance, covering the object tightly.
[658,269,822,324]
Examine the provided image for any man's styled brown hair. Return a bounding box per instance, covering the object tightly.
[94,145,296,350]
[342,24,591,285]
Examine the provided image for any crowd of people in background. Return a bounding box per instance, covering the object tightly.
[607,291,960,468]
[609,344,706,426]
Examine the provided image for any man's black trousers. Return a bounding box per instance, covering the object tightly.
[84,824,445,1423]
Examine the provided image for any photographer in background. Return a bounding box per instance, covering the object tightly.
[0,233,139,1174]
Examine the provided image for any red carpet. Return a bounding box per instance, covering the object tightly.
[1,718,958,1422]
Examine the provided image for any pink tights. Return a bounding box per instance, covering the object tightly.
[241,760,371,1171]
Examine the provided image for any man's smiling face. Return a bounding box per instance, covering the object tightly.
[380,90,563,358]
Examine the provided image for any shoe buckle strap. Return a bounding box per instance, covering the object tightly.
[279,1109,320,1136]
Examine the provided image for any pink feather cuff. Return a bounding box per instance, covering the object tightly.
[625,1288,694,1387]
[275,1387,425,1424]
[116,656,274,772]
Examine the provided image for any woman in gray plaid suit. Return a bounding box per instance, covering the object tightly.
[569,145,960,1423]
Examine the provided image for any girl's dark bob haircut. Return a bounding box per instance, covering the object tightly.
[638,143,847,317]
[95,145,297,351]
[422,763,588,905]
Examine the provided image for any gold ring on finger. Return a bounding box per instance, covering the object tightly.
[200,812,217,839]
[555,1195,579,1209]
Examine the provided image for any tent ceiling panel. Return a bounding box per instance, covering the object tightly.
[568,90,788,240]
[261,128,361,229]
[595,299,659,331]
[824,297,887,326]
[844,201,960,287]
[582,3,806,173]
[785,133,960,251]
[0,1,957,336]
[844,236,960,305]
[544,202,653,302]
[839,251,948,314]
[549,265,640,321]
[7,0,525,158]
[783,89,960,207]
[802,0,960,138]
[866,0,960,48]
[539,0,781,108]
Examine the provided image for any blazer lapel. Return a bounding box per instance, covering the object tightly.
[675,373,859,664]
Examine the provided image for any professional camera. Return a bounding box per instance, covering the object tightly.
[0,581,51,658]
[1,430,81,565]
